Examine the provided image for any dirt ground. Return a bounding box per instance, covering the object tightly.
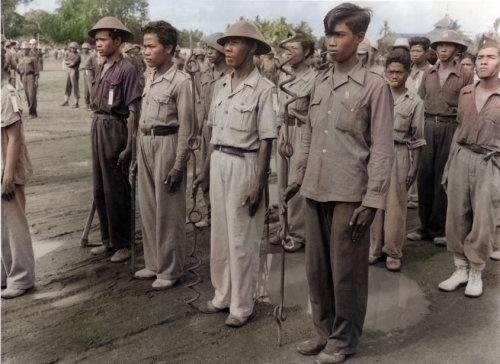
[1,59,499,364]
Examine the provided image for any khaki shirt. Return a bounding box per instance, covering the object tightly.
[209,67,277,150]
[455,82,500,152]
[418,61,473,118]
[1,83,31,185]
[406,61,431,94]
[65,52,80,69]
[277,66,317,126]
[140,65,194,171]
[80,53,97,70]
[17,55,38,76]
[90,55,142,119]
[393,89,426,149]
[197,63,229,126]
[294,61,395,209]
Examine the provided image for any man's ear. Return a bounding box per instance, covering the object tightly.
[356,32,366,44]
[165,44,173,55]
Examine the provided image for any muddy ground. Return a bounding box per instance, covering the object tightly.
[1,59,499,364]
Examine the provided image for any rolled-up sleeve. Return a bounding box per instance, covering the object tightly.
[362,83,395,210]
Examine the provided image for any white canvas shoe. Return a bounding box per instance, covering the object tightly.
[152,278,176,290]
[490,250,500,261]
[438,266,469,291]
[134,269,156,279]
[1,287,30,299]
[464,268,483,298]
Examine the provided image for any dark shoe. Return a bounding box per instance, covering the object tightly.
[72,102,79,108]
[316,351,347,364]
[198,300,227,314]
[225,313,251,327]
[61,101,68,106]
[297,336,327,356]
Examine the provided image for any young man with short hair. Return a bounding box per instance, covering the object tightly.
[369,50,426,271]
[439,37,500,297]
[133,20,194,289]
[408,30,473,245]
[286,3,394,362]
[88,17,142,263]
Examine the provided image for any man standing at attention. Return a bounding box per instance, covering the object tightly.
[88,17,142,263]
[439,37,500,298]
[133,20,194,290]
[407,30,473,245]
[61,42,81,108]
[195,21,276,328]
[195,32,229,228]
[284,3,394,362]
[80,42,97,110]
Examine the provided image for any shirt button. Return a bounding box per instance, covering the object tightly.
[324,130,328,134]
[327,110,332,115]
[322,149,326,153]
[350,108,355,112]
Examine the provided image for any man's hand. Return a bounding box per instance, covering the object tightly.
[349,206,376,244]
[245,181,264,217]
[406,163,418,190]
[282,182,300,205]
[1,175,16,201]
[193,170,209,194]
[277,126,285,150]
[117,147,132,174]
[164,168,183,193]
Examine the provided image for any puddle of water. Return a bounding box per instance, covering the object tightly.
[32,240,64,260]
[258,250,430,332]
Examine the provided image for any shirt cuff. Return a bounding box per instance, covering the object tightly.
[259,130,277,140]
[410,139,427,150]
[362,192,386,210]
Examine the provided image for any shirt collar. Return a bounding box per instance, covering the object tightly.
[222,66,261,90]
[464,80,500,96]
[330,60,365,89]
[429,59,461,77]
[154,63,177,84]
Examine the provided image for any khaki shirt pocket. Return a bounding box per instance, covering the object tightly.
[152,94,172,120]
[230,102,256,132]
[308,97,322,128]
[394,108,412,133]
[338,98,369,134]
[208,98,223,127]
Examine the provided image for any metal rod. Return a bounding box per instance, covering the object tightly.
[80,199,96,247]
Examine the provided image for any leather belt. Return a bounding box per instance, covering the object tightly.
[140,125,179,136]
[425,114,456,123]
[214,145,258,157]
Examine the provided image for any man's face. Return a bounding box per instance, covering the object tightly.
[206,46,222,64]
[476,47,500,79]
[283,41,307,66]
[325,21,362,63]
[410,45,426,65]
[95,30,121,57]
[82,48,89,54]
[436,42,457,62]
[142,33,172,69]
[69,47,76,53]
[23,48,29,56]
[223,37,252,69]
[386,62,408,88]
[460,57,474,73]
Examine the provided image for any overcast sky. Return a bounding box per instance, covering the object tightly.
[18,0,500,40]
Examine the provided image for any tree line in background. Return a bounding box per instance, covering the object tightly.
[1,0,317,48]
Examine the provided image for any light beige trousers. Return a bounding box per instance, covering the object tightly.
[209,150,265,318]
[370,144,410,259]
[137,134,186,280]
[445,146,499,270]
[1,187,35,289]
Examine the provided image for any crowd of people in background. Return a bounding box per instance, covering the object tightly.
[2,2,499,363]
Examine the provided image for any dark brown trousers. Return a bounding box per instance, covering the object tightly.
[304,199,369,355]
[91,114,131,249]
